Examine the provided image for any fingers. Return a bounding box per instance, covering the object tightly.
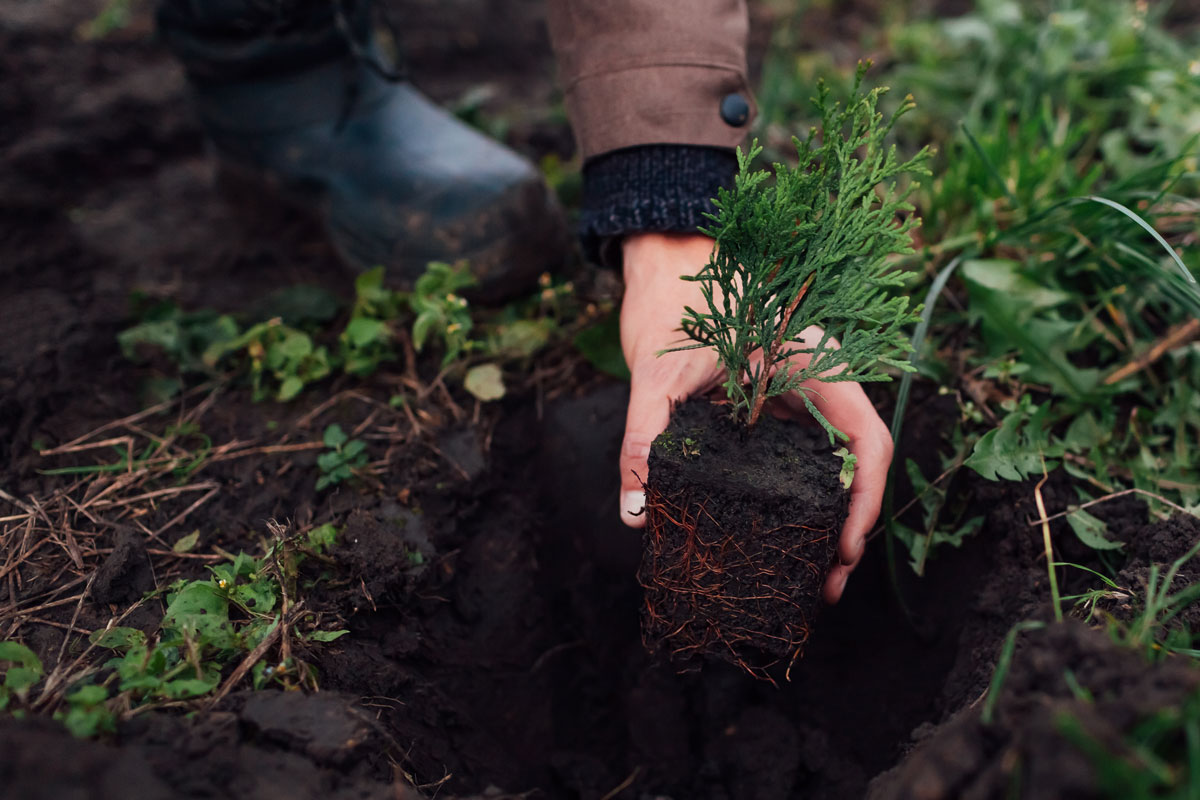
[824,563,852,604]
[782,380,892,603]
[618,373,673,528]
[839,414,891,566]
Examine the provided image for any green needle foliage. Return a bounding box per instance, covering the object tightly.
[675,64,930,440]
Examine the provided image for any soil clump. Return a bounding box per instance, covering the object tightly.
[641,398,847,678]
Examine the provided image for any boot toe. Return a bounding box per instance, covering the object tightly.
[199,68,569,301]
[321,83,569,299]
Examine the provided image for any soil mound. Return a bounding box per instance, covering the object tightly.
[0,692,397,800]
[869,621,1200,800]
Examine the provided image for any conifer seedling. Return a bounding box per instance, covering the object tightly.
[670,63,930,441]
[640,66,932,678]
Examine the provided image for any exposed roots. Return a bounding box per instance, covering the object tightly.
[638,482,834,683]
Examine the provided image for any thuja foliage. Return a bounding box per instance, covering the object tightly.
[677,65,930,440]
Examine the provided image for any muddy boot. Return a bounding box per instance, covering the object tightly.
[157,0,568,300]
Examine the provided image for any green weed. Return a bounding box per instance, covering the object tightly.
[1058,691,1200,799]
[0,522,347,738]
[891,456,983,575]
[316,424,368,491]
[408,261,477,367]
[117,260,576,406]
[0,642,43,712]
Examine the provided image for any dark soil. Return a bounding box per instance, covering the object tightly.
[641,398,847,678]
[1106,513,1200,631]
[0,690,410,800]
[868,621,1200,800]
[3,2,1200,800]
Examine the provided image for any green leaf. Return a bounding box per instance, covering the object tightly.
[307,523,339,552]
[961,259,1073,310]
[162,583,233,648]
[323,424,348,449]
[355,266,384,293]
[59,691,115,738]
[230,578,278,615]
[412,310,439,352]
[172,530,200,554]
[160,669,220,699]
[834,447,857,489]
[905,459,943,519]
[1081,196,1199,287]
[307,629,349,643]
[0,641,43,702]
[3,667,41,701]
[231,552,259,579]
[107,645,150,683]
[117,320,181,362]
[274,329,314,361]
[492,319,551,358]
[317,452,347,475]
[960,260,1099,398]
[278,375,304,402]
[464,363,506,402]
[89,627,147,651]
[964,404,1059,481]
[666,72,929,429]
[1066,508,1124,551]
[0,641,42,672]
[892,516,984,573]
[69,684,108,706]
[1062,412,1106,453]
[241,618,280,652]
[344,317,391,349]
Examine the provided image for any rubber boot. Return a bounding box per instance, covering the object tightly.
[157,0,569,300]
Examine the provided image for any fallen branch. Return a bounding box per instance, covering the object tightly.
[1105,318,1200,385]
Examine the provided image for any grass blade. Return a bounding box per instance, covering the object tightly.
[1080,195,1197,287]
[982,620,1047,725]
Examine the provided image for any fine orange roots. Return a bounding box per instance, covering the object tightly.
[637,482,833,683]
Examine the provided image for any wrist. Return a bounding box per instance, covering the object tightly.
[621,232,715,288]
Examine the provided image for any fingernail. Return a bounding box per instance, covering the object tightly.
[621,490,646,525]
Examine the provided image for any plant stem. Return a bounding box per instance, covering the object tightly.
[748,272,815,427]
[1034,462,1063,623]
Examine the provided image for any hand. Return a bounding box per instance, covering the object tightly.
[618,231,894,603]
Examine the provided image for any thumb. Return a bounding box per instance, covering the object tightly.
[619,375,673,528]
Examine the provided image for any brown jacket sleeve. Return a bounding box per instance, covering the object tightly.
[546,0,755,160]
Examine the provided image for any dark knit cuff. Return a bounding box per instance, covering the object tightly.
[579,145,737,268]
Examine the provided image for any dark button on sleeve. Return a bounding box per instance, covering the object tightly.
[719,92,750,127]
